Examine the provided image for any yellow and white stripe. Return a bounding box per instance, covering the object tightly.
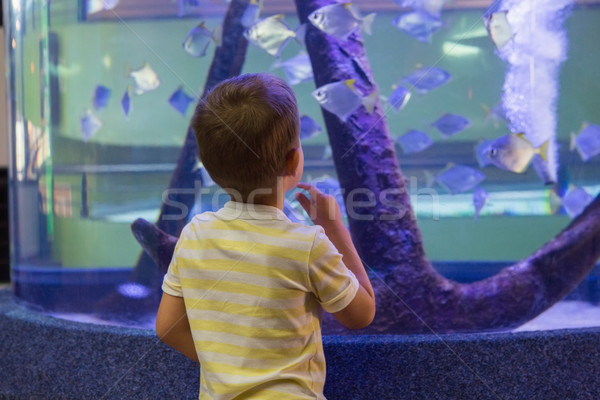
[162,201,358,400]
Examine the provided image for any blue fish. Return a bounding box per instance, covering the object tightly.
[473,187,489,219]
[271,51,313,85]
[241,0,263,28]
[117,283,151,299]
[183,22,221,57]
[570,123,600,162]
[311,175,346,216]
[562,187,593,218]
[434,164,485,195]
[402,66,451,94]
[432,113,470,137]
[121,87,131,117]
[395,0,447,17]
[80,110,102,142]
[300,115,323,140]
[396,130,433,154]
[392,11,442,43]
[387,85,411,113]
[168,86,195,116]
[93,85,111,110]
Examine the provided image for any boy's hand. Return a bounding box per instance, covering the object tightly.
[295,182,343,229]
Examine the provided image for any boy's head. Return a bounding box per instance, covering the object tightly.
[192,73,300,200]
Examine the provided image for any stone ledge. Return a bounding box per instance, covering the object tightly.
[1,288,599,399]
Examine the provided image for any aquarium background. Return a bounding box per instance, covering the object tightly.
[4,0,600,328]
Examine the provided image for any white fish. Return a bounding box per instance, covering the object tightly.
[312,79,377,122]
[244,14,299,57]
[271,51,313,85]
[182,22,221,57]
[127,62,160,95]
[484,133,548,173]
[484,11,513,50]
[308,3,376,40]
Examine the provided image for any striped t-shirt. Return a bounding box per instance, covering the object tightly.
[162,201,359,400]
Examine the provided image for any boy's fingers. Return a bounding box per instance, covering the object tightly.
[294,192,311,212]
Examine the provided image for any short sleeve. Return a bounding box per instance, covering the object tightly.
[308,228,359,313]
[161,240,183,297]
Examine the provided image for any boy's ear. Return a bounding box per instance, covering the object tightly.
[284,148,300,177]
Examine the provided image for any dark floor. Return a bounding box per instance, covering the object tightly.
[1,167,8,283]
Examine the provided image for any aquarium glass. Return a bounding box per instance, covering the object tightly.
[4,0,600,330]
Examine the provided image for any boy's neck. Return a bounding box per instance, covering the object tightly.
[230,182,287,211]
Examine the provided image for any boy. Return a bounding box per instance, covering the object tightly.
[156,73,375,399]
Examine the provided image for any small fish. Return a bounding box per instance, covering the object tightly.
[312,79,377,122]
[271,51,313,85]
[127,62,160,95]
[244,15,300,57]
[93,85,111,111]
[87,0,119,14]
[570,123,600,162]
[121,87,131,117]
[474,139,494,167]
[241,0,263,28]
[311,175,346,215]
[484,133,549,173]
[434,164,485,195]
[396,130,433,154]
[473,187,489,219]
[484,11,513,50]
[432,113,470,137]
[392,11,442,43]
[308,3,376,40]
[322,145,333,159]
[299,115,323,140]
[401,66,451,94]
[394,0,447,17]
[80,110,102,142]
[168,86,195,116]
[562,186,593,218]
[182,22,221,58]
[387,85,411,113]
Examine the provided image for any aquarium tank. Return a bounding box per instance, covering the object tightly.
[4,0,600,332]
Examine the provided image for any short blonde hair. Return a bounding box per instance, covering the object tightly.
[192,73,300,198]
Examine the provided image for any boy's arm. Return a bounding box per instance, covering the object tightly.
[156,292,199,363]
[296,183,376,329]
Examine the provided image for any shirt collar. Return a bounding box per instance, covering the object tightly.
[216,201,290,221]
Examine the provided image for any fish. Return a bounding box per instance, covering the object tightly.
[322,144,333,159]
[392,11,442,43]
[244,14,300,58]
[570,123,600,162]
[312,79,377,122]
[474,139,494,167]
[401,66,451,94]
[241,0,263,28]
[87,0,119,14]
[195,162,216,187]
[127,62,160,95]
[394,0,447,17]
[484,11,513,50]
[432,113,470,137]
[483,133,549,173]
[182,22,221,57]
[80,110,102,142]
[473,187,489,219]
[562,186,593,218]
[310,175,346,215]
[434,164,485,195]
[93,85,111,110]
[396,129,433,154]
[271,51,313,85]
[117,283,151,299]
[482,102,507,128]
[308,3,376,40]
[121,87,131,117]
[168,86,195,116]
[387,85,411,113]
[299,115,323,140]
